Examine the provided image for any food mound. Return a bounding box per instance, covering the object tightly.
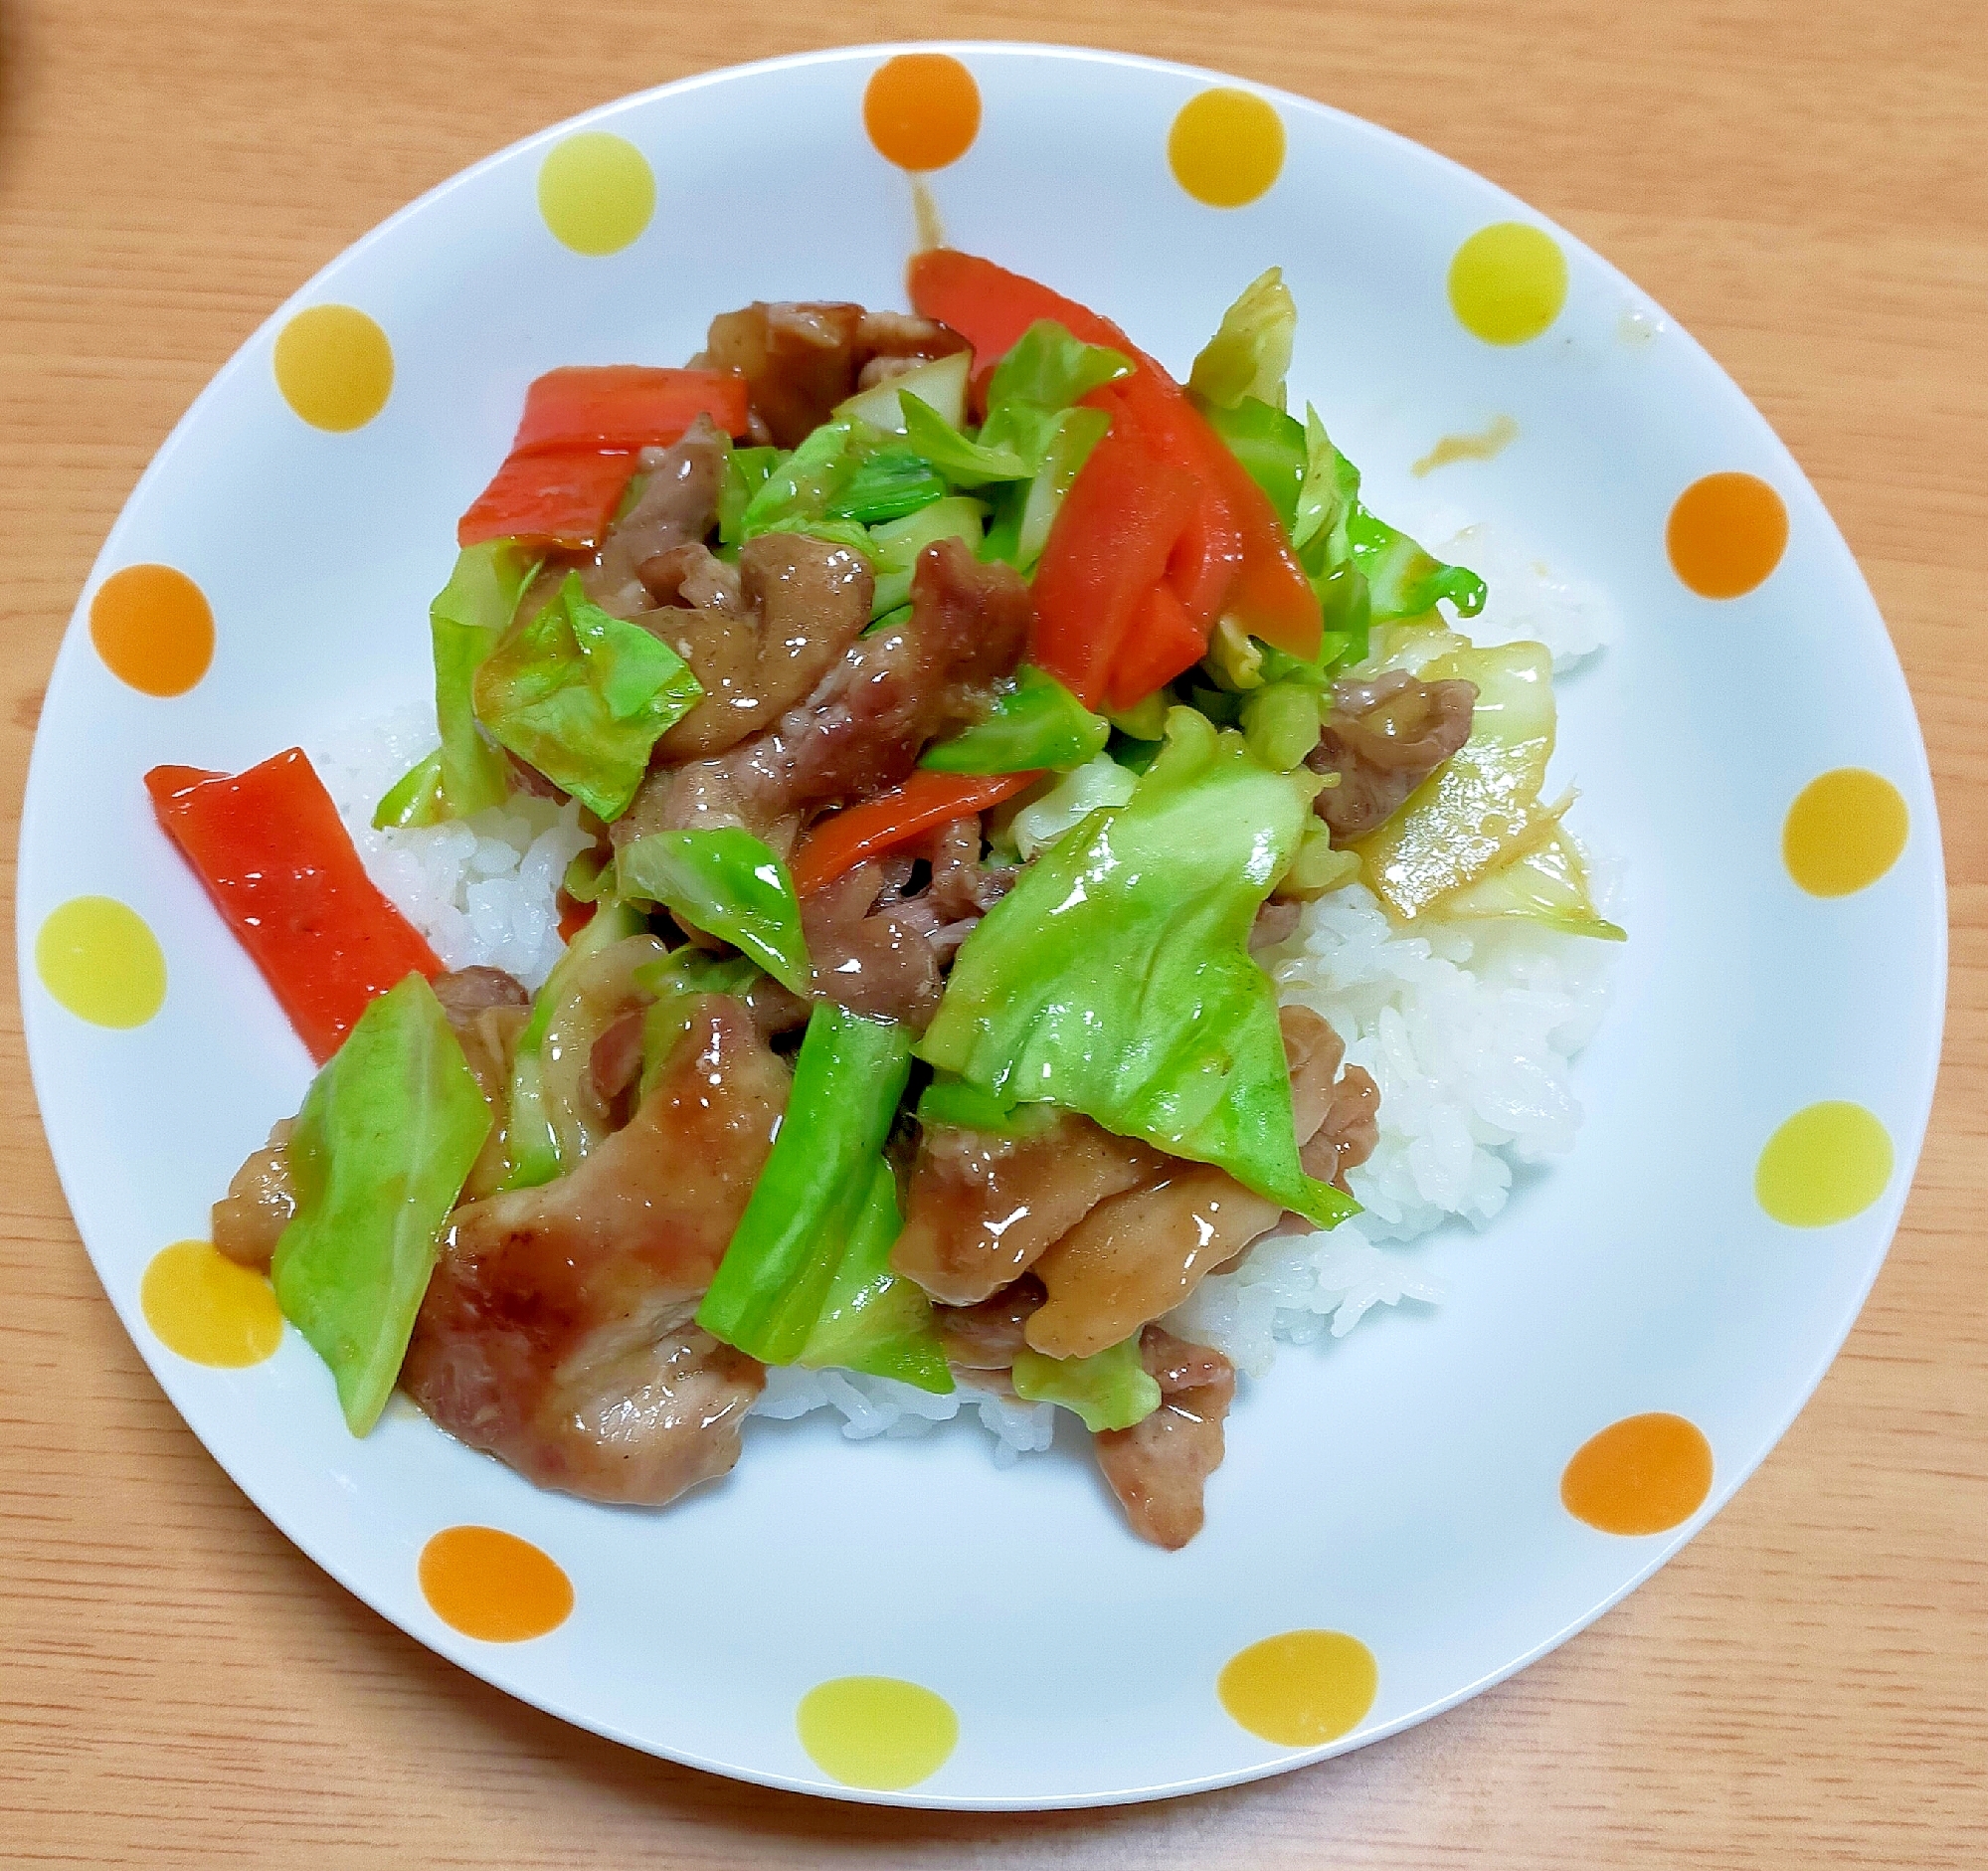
[156,253,1620,1549]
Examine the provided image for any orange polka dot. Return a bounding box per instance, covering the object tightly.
[1218,1630,1377,1747]
[419,1527,573,1642]
[141,1240,282,1368]
[1561,1412,1714,1535]
[1783,769,1908,896]
[1667,471,1787,598]
[90,564,214,696]
[1169,88,1286,208]
[864,54,981,173]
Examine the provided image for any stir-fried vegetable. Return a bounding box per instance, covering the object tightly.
[795,1160,952,1392]
[502,902,659,1188]
[617,829,813,996]
[1010,1334,1161,1431]
[458,366,750,552]
[919,708,1355,1226]
[147,751,441,1064]
[1186,267,1297,412]
[790,769,1043,896]
[271,975,491,1434]
[472,571,703,821]
[697,1003,918,1368]
[633,948,763,1100]
[919,665,1109,775]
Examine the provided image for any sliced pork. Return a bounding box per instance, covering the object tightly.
[1094,1327,1237,1551]
[1309,670,1477,841]
[400,998,786,1506]
[584,416,729,618]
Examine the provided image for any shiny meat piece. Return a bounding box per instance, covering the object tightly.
[800,859,943,1029]
[1309,670,1477,840]
[619,537,1028,849]
[648,533,873,762]
[636,541,742,612]
[583,416,728,618]
[700,302,968,447]
[892,1113,1165,1307]
[400,998,787,1506]
[1025,1165,1283,1360]
[211,1119,294,1271]
[932,1276,1045,1370]
[1094,1328,1236,1550]
[1250,900,1303,951]
[1281,1004,1380,1193]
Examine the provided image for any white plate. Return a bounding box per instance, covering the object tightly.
[16,42,1944,1808]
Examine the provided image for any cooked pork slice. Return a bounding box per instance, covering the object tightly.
[1309,670,1477,841]
[399,998,787,1506]
[1024,1165,1284,1361]
[432,966,532,1200]
[700,301,967,447]
[1094,1327,1237,1551]
[647,533,873,762]
[1280,1004,1379,1192]
[799,859,944,1029]
[892,1114,1166,1307]
[212,1119,295,1271]
[931,1276,1045,1371]
[618,537,1028,851]
[583,416,730,618]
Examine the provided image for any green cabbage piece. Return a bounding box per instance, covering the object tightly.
[697,1003,916,1368]
[472,570,702,821]
[271,975,492,1435]
[617,829,812,997]
[373,541,540,829]
[1203,397,1307,534]
[719,444,784,545]
[919,664,1109,775]
[796,1159,952,1394]
[919,708,1355,1226]
[826,447,948,524]
[1010,1334,1161,1432]
[867,495,989,618]
[1187,268,1297,411]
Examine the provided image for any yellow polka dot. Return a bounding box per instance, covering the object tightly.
[419,1527,573,1642]
[1756,1102,1893,1228]
[1667,470,1788,598]
[36,896,166,1029]
[89,564,214,697]
[1783,769,1908,897]
[537,132,655,256]
[1168,88,1286,208]
[1561,1412,1714,1536]
[272,305,394,432]
[863,54,982,173]
[797,1676,958,1790]
[1448,222,1568,345]
[141,1240,283,1368]
[1218,1630,1377,1748]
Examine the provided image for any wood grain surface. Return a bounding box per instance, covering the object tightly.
[3,2,1983,1863]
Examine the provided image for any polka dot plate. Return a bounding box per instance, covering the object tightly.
[16,42,1946,1808]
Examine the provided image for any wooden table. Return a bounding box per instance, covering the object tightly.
[4,2,1983,1862]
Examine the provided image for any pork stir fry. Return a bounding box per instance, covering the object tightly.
[177,259,1598,1553]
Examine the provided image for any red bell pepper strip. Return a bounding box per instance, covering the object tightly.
[457,366,753,553]
[791,771,1043,897]
[910,250,1322,667]
[1029,423,1200,707]
[1105,585,1205,715]
[509,366,750,456]
[457,449,643,555]
[146,751,442,1064]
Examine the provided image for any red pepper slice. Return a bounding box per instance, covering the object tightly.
[457,365,754,553]
[790,771,1043,897]
[1105,585,1205,715]
[146,751,442,1064]
[509,366,749,457]
[457,449,642,554]
[910,250,1322,669]
[1029,422,1200,707]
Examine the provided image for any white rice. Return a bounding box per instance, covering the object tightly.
[325,516,1618,1459]
[312,703,593,994]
